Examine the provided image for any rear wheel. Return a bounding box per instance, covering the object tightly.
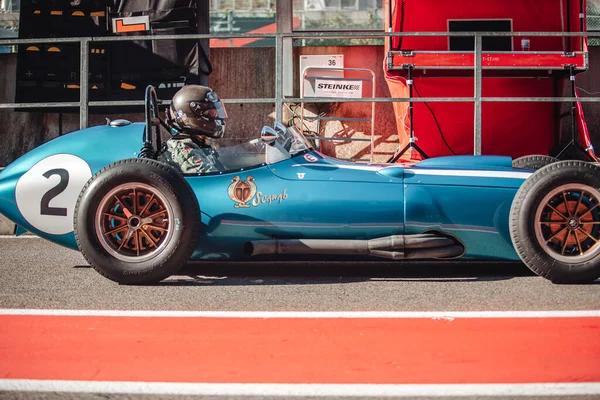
[74,158,200,284]
[512,155,557,170]
[510,160,600,283]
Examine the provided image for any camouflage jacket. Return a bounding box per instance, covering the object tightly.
[160,137,218,174]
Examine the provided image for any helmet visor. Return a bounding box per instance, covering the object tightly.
[202,100,227,120]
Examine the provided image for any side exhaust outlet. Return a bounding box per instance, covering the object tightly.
[245,233,464,260]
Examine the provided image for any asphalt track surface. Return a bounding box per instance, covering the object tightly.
[0,237,599,400]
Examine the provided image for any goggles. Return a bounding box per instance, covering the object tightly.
[190,91,227,120]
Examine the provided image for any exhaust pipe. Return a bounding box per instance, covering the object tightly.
[245,234,464,260]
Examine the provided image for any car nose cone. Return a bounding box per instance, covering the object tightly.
[0,168,17,228]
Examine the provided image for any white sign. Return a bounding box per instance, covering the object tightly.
[300,54,344,97]
[314,79,363,98]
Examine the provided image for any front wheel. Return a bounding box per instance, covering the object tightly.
[74,158,200,284]
[510,160,600,283]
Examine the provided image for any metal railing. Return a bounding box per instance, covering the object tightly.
[1,30,600,156]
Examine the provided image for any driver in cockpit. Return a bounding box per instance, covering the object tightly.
[160,85,227,174]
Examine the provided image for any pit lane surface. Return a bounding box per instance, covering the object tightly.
[0,237,599,400]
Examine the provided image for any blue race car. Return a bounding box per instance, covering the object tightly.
[0,87,599,284]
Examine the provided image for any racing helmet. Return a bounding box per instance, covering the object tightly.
[168,85,227,138]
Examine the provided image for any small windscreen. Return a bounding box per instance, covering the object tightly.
[448,20,512,51]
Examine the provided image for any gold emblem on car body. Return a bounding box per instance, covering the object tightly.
[228,176,257,208]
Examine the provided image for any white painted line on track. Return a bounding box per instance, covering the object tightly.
[0,235,39,239]
[1,380,599,397]
[2,309,600,318]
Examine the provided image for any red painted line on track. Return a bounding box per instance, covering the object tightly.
[1,316,599,384]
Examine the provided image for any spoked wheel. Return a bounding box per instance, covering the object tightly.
[534,184,600,263]
[510,160,600,283]
[96,183,174,262]
[75,158,200,284]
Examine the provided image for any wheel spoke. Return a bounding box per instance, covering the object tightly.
[561,231,572,255]
[540,221,568,224]
[546,226,567,242]
[148,225,167,232]
[104,225,129,236]
[140,229,158,248]
[146,209,168,220]
[580,221,600,225]
[102,212,127,222]
[579,203,600,219]
[574,191,584,217]
[134,231,140,256]
[546,203,568,220]
[132,189,137,215]
[118,228,135,251]
[577,227,599,243]
[139,194,155,217]
[562,191,571,216]
[574,231,584,256]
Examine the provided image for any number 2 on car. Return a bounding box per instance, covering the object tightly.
[15,154,92,235]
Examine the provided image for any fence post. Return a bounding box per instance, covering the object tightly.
[79,38,90,130]
[275,34,283,122]
[474,35,482,155]
[276,0,293,121]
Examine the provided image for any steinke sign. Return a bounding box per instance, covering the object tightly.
[314,79,362,98]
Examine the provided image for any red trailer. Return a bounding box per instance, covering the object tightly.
[384,0,598,163]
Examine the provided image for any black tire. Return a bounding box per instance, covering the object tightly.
[509,160,600,283]
[512,155,558,170]
[74,158,200,284]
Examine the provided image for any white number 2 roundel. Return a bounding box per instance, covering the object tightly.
[16,154,92,235]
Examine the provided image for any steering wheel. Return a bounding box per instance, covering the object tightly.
[144,85,161,149]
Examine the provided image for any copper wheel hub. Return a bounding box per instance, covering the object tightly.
[535,184,600,263]
[95,183,174,262]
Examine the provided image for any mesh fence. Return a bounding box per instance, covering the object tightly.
[588,0,600,45]
[294,8,384,46]
[210,9,384,47]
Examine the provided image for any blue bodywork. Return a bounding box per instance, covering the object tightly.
[0,122,531,261]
